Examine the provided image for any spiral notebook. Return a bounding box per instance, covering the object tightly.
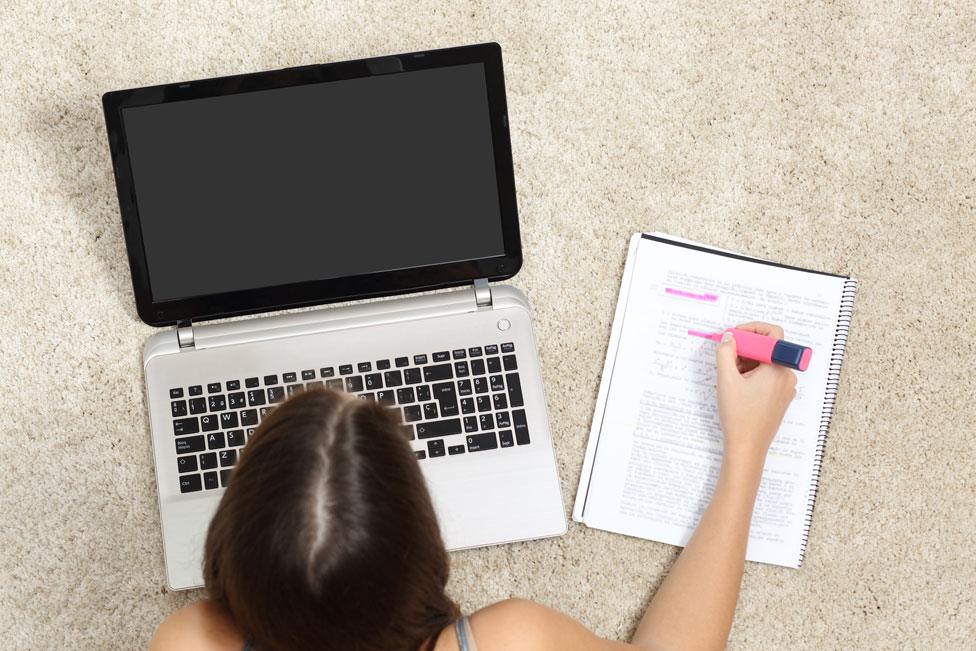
[573,233,857,568]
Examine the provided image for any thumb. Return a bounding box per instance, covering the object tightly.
[716,331,739,383]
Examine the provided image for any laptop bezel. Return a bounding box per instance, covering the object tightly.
[102,43,521,327]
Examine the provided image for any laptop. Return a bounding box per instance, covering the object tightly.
[102,43,567,590]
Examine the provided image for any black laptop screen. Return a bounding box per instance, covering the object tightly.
[121,63,504,302]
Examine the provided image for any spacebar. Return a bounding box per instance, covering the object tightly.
[416,418,462,439]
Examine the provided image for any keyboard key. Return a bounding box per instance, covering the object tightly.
[466,432,497,452]
[457,380,472,396]
[463,416,478,433]
[200,452,217,470]
[219,412,239,429]
[228,392,246,409]
[220,469,232,487]
[267,387,285,403]
[200,414,219,432]
[307,381,323,389]
[427,439,446,458]
[452,349,467,359]
[416,385,431,402]
[326,379,343,390]
[479,413,495,430]
[179,474,202,493]
[424,364,453,382]
[259,407,273,420]
[169,388,184,399]
[490,375,505,392]
[339,365,353,375]
[432,382,458,417]
[461,398,475,414]
[203,471,219,490]
[264,374,279,385]
[208,394,226,412]
[396,387,416,404]
[358,362,372,373]
[448,444,466,455]
[226,430,245,447]
[207,432,225,449]
[246,428,256,440]
[395,357,409,368]
[432,351,450,362]
[207,382,221,394]
[286,384,303,396]
[171,400,188,418]
[189,397,207,414]
[245,377,259,388]
[359,393,375,402]
[484,344,499,355]
[476,395,491,412]
[283,372,297,383]
[473,378,488,394]
[177,455,198,473]
[499,430,515,447]
[501,342,515,353]
[512,409,530,445]
[344,376,364,393]
[376,390,395,405]
[503,354,518,371]
[413,354,428,365]
[365,373,383,390]
[247,390,266,406]
[403,368,422,384]
[227,380,241,391]
[240,410,258,426]
[320,367,335,378]
[414,450,427,460]
[416,418,461,439]
[493,394,508,410]
[219,449,237,467]
[454,361,469,378]
[423,403,438,420]
[496,411,511,428]
[376,359,391,370]
[383,370,403,387]
[176,435,205,454]
[189,385,203,396]
[486,357,502,373]
[470,359,486,375]
[403,405,422,422]
[506,374,525,408]
[301,370,316,381]
[468,346,483,357]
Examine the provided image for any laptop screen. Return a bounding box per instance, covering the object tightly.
[120,61,505,304]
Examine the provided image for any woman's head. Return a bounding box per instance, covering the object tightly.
[204,389,458,651]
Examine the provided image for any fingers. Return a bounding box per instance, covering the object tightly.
[734,321,785,340]
[715,331,740,383]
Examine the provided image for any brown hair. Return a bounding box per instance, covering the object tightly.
[203,389,459,651]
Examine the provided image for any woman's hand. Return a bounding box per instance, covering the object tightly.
[715,321,797,471]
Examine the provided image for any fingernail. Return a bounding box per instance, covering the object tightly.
[721,331,732,343]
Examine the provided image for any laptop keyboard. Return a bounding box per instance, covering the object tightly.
[167,342,530,493]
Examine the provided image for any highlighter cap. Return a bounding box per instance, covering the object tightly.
[772,340,812,371]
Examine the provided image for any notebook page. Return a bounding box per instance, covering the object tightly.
[581,236,846,567]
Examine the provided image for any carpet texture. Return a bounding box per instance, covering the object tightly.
[1,1,973,649]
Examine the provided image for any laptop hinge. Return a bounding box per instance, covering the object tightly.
[176,320,195,349]
[473,278,492,308]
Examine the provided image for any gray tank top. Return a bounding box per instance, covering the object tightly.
[241,615,476,650]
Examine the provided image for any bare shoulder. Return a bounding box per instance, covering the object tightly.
[149,600,244,651]
[468,598,633,651]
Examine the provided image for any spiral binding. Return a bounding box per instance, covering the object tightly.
[797,278,858,566]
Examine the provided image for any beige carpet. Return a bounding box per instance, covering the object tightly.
[1,1,973,648]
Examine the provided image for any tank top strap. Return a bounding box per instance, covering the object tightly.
[454,615,478,651]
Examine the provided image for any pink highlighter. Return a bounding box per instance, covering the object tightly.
[692,328,813,372]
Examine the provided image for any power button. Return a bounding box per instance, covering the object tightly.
[497,318,511,331]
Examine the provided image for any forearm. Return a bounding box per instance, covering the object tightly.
[631,456,764,651]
